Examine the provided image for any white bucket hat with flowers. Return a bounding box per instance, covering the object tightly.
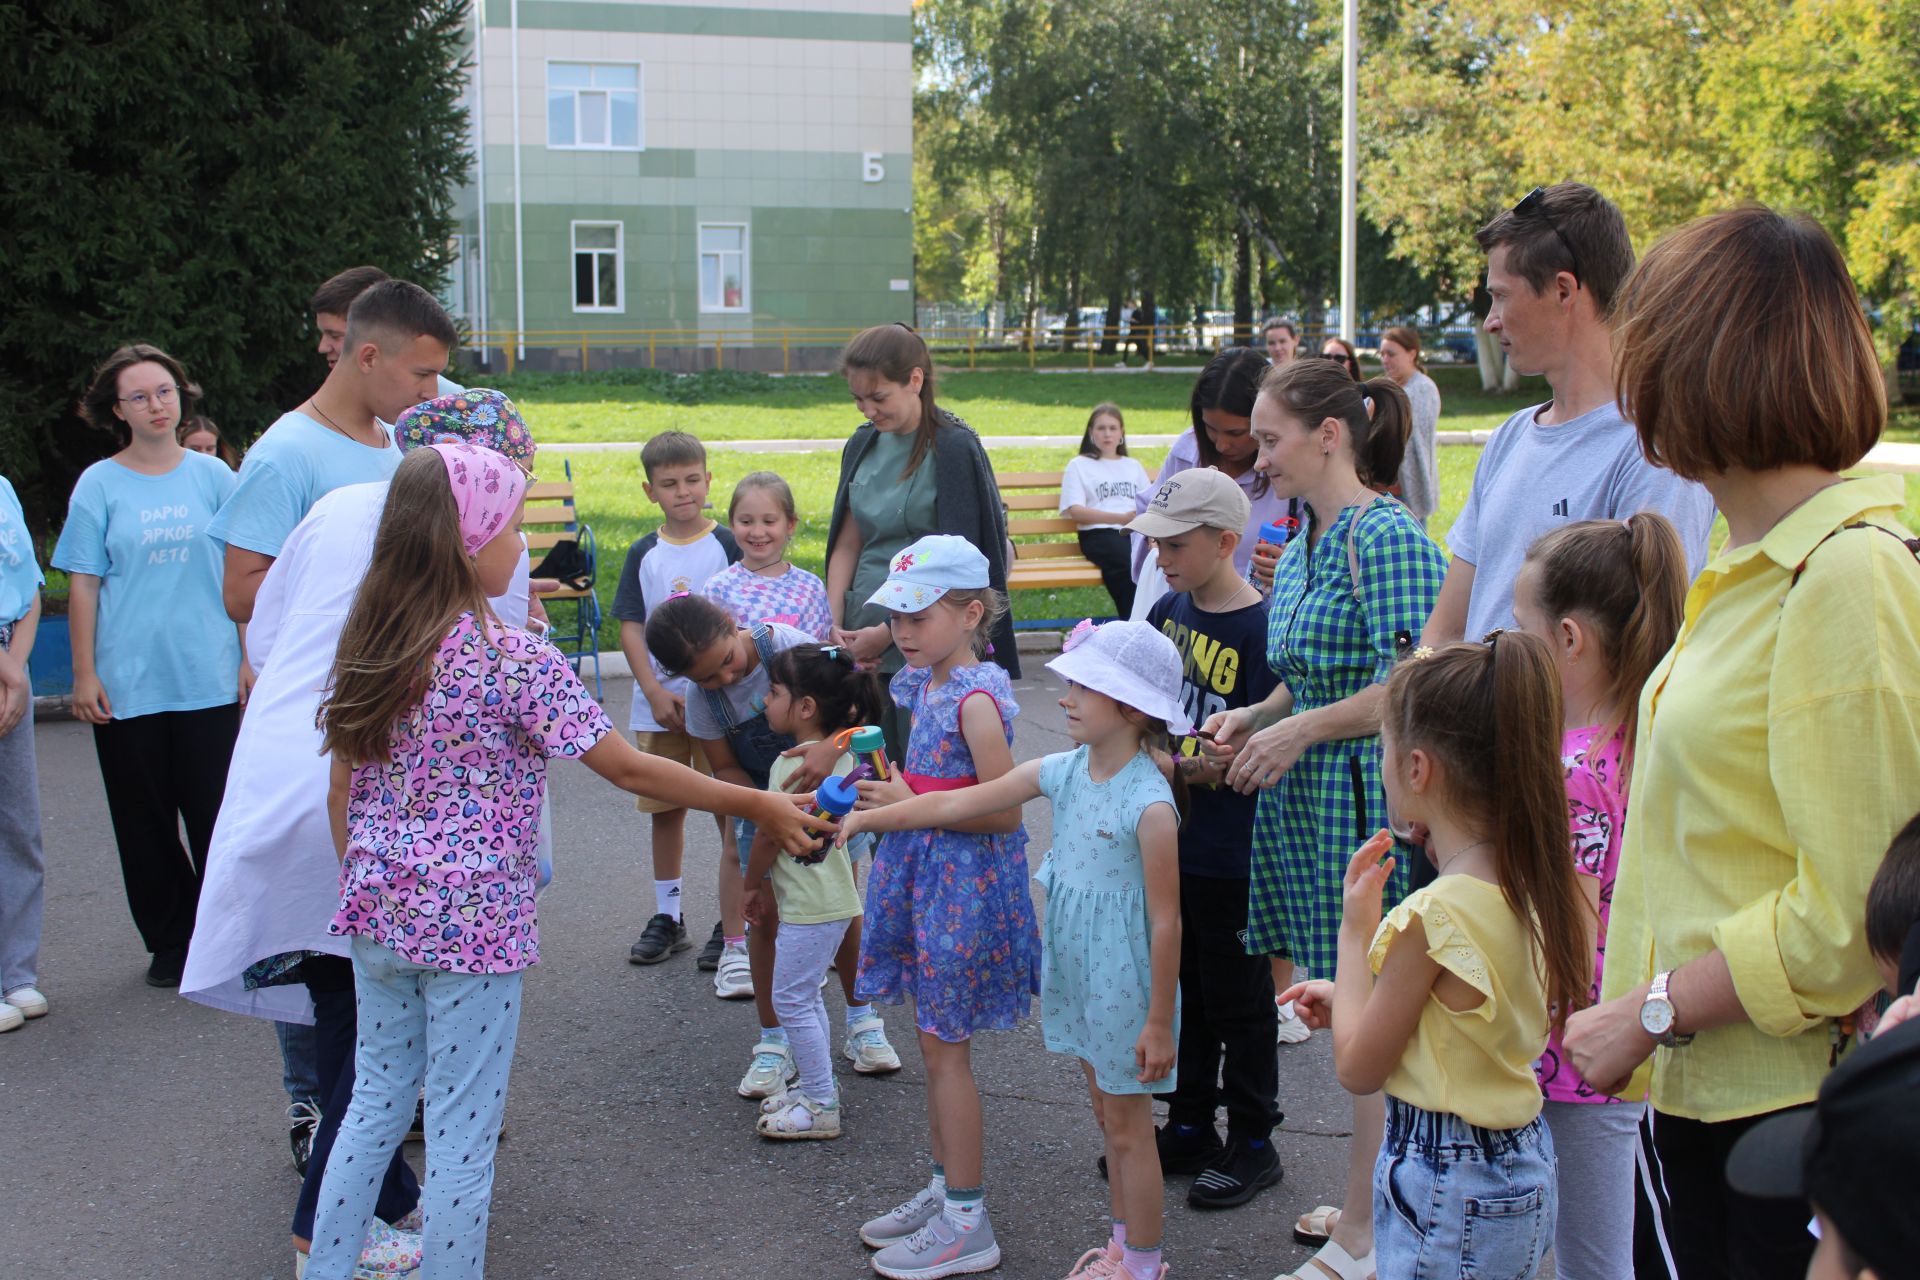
[1045,619,1194,737]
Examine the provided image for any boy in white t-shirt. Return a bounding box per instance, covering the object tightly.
[612,431,742,977]
[1059,403,1153,617]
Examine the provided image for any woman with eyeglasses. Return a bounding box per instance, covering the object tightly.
[51,344,244,988]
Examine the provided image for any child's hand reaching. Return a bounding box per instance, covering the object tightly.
[778,736,850,792]
[834,808,871,849]
[1135,1020,1175,1084]
[756,792,835,859]
[855,773,914,809]
[1278,980,1335,1030]
[1340,829,1398,941]
[743,883,773,928]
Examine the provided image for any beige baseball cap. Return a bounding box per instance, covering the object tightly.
[1127,467,1252,538]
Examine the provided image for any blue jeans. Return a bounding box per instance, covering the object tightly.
[275,1019,321,1110]
[1374,1096,1557,1280]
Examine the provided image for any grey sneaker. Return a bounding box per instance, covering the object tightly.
[860,1186,943,1249]
[869,1211,1000,1279]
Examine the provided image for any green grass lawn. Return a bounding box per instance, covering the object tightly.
[477,365,1550,447]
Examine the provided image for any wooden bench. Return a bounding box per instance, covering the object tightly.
[997,469,1155,593]
[521,460,603,696]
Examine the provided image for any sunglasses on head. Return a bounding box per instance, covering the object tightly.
[1512,187,1583,286]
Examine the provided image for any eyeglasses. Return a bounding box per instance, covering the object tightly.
[1512,187,1582,286]
[118,385,179,411]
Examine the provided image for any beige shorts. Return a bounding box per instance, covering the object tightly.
[631,729,714,813]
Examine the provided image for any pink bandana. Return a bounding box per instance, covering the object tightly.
[427,442,527,556]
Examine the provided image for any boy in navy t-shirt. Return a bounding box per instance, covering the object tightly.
[1128,467,1286,1210]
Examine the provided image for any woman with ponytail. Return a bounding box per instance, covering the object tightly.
[823,325,1018,759]
[1199,358,1445,1279]
[1514,512,1687,1280]
[1282,632,1592,1280]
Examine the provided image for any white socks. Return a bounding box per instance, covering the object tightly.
[654,878,682,920]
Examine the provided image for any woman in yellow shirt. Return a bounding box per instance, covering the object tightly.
[1286,633,1590,1280]
[1564,207,1920,1280]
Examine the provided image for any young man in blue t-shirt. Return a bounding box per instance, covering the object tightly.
[1126,468,1287,1210]
[211,279,457,622]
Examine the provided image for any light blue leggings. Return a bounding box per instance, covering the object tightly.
[307,936,523,1280]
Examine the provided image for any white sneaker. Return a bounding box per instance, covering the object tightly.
[737,1038,796,1099]
[844,1014,903,1073]
[713,942,754,1000]
[4,986,48,1019]
[0,1002,21,1033]
[1276,1000,1312,1045]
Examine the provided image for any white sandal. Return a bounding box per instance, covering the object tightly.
[755,1092,842,1140]
[1293,1205,1340,1245]
[1274,1240,1375,1280]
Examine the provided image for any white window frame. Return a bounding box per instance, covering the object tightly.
[545,61,643,152]
[698,222,751,314]
[570,220,624,314]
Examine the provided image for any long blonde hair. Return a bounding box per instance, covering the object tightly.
[319,450,497,766]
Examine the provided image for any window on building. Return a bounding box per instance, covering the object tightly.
[699,223,749,313]
[548,63,641,150]
[572,222,622,312]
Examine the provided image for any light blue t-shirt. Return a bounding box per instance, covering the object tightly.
[51,452,241,718]
[1447,399,1718,639]
[0,475,45,628]
[206,411,400,558]
[437,374,465,398]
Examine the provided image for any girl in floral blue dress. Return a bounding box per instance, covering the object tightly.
[844,618,1190,1280]
[839,534,1039,1279]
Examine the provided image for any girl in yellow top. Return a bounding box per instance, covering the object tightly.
[1284,633,1591,1280]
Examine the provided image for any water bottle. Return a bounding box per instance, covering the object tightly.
[797,774,861,865]
[1248,518,1298,589]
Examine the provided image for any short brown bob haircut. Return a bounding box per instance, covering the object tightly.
[1614,206,1885,482]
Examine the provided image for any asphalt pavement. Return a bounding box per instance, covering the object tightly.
[3,666,1358,1280]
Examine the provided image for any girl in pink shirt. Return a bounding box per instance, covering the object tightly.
[305,444,827,1280]
[1512,512,1688,1280]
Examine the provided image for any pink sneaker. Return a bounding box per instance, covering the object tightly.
[1065,1241,1124,1277]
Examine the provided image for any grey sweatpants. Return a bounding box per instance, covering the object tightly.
[1543,1098,1646,1280]
[0,651,45,995]
[771,917,853,1103]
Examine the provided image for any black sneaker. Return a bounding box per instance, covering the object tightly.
[695,921,726,972]
[627,913,690,965]
[144,947,186,988]
[1097,1122,1224,1180]
[1188,1137,1283,1210]
[288,1101,320,1176]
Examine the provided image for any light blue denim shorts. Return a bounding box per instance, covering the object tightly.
[1373,1095,1558,1280]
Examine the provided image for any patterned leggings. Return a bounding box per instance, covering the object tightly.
[307,936,523,1280]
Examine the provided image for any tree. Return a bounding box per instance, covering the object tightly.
[0,0,471,536]
[1700,0,1920,360]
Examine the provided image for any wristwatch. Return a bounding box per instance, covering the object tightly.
[1640,970,1694,1048]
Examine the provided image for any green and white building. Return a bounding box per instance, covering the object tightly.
[448,0,914,371]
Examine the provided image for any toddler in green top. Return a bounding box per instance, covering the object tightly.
[743,643,897,1140]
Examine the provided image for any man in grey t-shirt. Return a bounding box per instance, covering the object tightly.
[1423,183,1716,646]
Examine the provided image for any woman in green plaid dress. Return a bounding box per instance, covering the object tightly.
[1202,358,1443,1277]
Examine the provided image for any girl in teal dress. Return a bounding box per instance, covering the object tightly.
[1201,359,1444,1280]
[845,618,1189,1280]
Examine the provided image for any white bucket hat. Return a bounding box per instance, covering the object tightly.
[1045,619,1193,737]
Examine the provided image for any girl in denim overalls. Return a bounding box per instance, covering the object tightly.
[1281,633,1593,1280]
[646,594,897,1098]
